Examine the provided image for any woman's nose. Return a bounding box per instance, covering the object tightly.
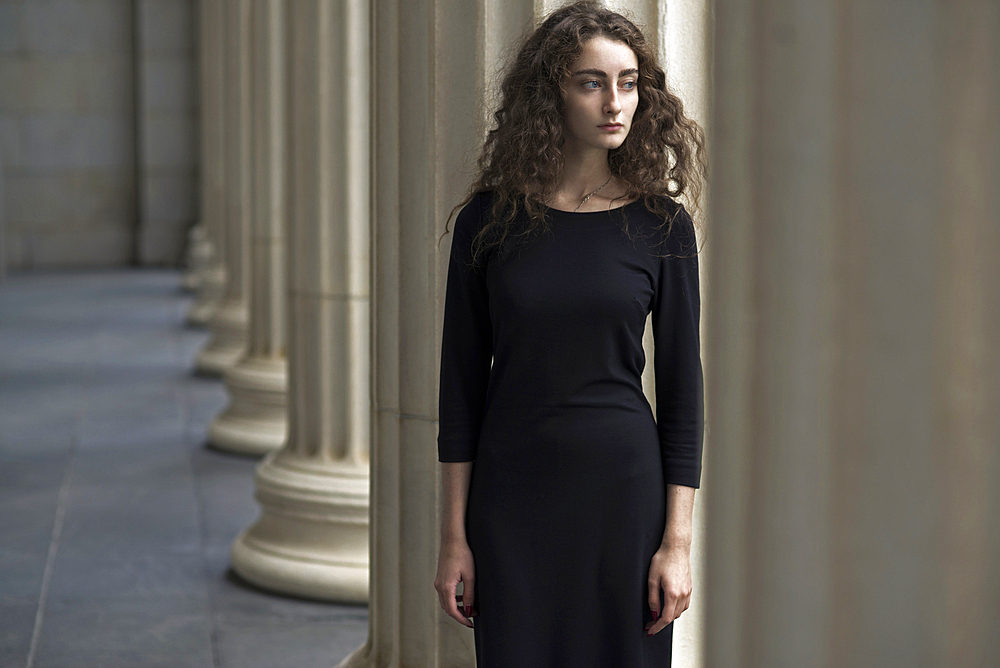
[605,90,622,115]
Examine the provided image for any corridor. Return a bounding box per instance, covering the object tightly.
[0,270,368,668]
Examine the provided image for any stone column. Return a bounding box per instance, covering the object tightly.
[337,0,712,664]
[339,0,521,665]
[195,0,250,374]
[651,2,711,665]
[208,0,288,456]
[706,1,1000,666]
[230,0,370,602]
[186,0,227,324]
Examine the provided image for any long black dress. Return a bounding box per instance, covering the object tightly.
[437,191,704,667]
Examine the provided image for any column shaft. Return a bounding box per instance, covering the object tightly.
[209,0,288,456]
[706,1,1000,666]
[195,0,251,374]
[230,0,370,603]
[187,0,227,324]
[340,0,712,664]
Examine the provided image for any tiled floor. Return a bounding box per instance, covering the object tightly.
[0,270,368,668]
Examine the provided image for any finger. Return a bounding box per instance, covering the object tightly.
[647,609,672,636]
[671,592,689,623]
[660,588,679,625]
[649,593,688,636]
[444,580,473,628]
[463,575,476,617]
[647,579,661,621]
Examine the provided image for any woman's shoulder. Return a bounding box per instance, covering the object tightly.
[631,194,698,256]
[631,194,693,230]
[452,190,494,237]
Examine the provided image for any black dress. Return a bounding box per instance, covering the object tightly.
[437,191,704,667]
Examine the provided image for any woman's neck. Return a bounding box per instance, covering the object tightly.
[557,145,611,199]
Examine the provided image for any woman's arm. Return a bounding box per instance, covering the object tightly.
[646,203,704,637]
[661,482,695,550]
[435,461,476,628]
[645,483,696,637]
[440,461,473,544]
[436,197,491,628]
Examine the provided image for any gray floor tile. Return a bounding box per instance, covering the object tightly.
[46,551,209,605]
[204,548,368,625]
[0,601,38,668]
[59,483,202,557]
[215,620,368,668]
[0,451,70,502]
[190,449,259,550]
[0,501,56,603]
[32,599,214,668]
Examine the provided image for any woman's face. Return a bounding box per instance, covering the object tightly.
[560,36,640,155]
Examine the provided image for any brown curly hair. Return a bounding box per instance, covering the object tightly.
[445,0,707,263]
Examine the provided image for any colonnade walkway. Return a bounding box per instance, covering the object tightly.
[0,270,367,668]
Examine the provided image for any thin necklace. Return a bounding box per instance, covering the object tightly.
[573,175,613,212]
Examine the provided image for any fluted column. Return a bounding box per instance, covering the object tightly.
[181,0,215,292]
[195,0,251,373]
[706,1,1000,667]
[186,0,227,323]
[230,0,370,602]
[651,2,711,665]
[208,0,288,456]
[339,0,521,665]
[337,0,712,665]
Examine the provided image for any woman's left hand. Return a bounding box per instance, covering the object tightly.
[645,544,692,636]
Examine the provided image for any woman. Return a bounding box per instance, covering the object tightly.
[434,1,706,665]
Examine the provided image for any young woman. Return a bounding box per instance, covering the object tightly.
[434,2,706,665]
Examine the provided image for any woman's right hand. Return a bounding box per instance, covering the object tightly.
[434,538,477,628]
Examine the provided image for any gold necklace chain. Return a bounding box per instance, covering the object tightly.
[573,175,613,213]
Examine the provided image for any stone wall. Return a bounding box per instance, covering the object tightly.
[0,0,197,272]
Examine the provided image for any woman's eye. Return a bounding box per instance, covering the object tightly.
[583,80,601,89]
[621,80,636,90]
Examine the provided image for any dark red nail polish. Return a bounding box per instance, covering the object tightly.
[464,604,470,617]
[651,609,659,622]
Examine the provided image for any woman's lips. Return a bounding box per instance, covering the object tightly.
[599,123,623,131]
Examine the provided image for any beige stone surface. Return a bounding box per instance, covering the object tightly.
[705,1,1000,666]
[5,172,134,229]
[139,0,195,54]
[196,0,250,374]
[231,0,370,603]
[0,0,199,270]
[210,0,288,456]
[21,0,133,55]
[186,0,226,319]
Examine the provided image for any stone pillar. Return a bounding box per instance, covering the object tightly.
[230,0,370,602]
[337,0,712,664]
[186,0,227,324]
[339,0,520,665]
[208,0,288,456]
[195,0,250,374]
[652,2,711,665]
[706,1,1000,666]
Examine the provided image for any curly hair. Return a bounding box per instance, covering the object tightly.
[445,0,707,263]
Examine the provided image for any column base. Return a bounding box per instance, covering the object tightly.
[187,263,226,327]
[209,355,287,455]
[194,298,247,376]
[334,642,372,668]
[230,451,369,603]
[182,225,214,292]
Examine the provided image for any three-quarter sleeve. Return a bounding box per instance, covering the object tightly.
[437,194,493,462]
[651,204,705,489]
